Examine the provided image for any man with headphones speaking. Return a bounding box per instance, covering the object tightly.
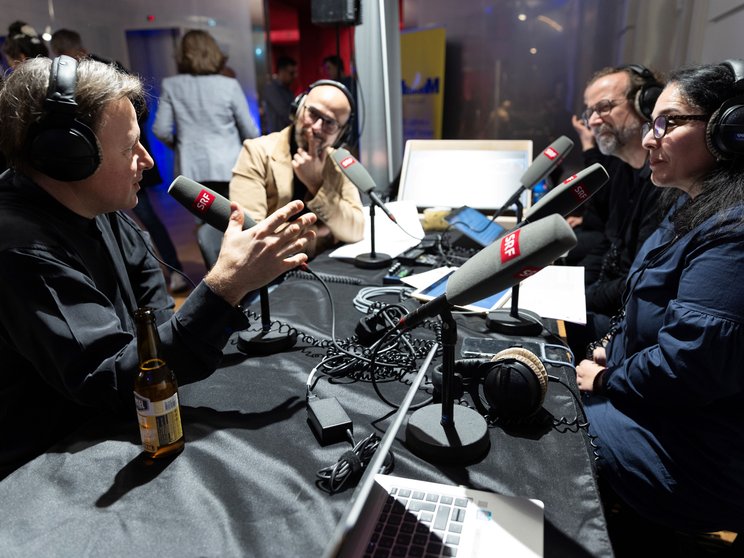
[229,79,364,256]
[564,64,666,359]
[0,56,317,478]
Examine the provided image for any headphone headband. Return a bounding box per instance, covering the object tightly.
[621,63,663,121]
[290,78,356,148]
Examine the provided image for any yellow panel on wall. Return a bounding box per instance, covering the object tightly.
[400,27,446,141]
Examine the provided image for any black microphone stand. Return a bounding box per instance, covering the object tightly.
[485,200,544,336]
[405,308,490,463]
[354,201,392,269]
[237,285,298,355]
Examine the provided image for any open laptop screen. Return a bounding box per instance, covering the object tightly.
[396,139,533,213]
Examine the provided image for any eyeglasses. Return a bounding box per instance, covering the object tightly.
[641,114,709,140]
[304,105,342,134]
[581,98,627,124]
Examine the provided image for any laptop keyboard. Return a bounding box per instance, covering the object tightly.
[364,485,471,557]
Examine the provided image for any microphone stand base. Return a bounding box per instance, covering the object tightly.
[354,252,392,269]
[485,308,543,336]
[236,328,298,356]
[405,404,490,464]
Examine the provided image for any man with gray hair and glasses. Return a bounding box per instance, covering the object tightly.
[564,64,666,358]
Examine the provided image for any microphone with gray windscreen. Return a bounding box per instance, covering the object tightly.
[397,213,577,331]
[168,175,257,231]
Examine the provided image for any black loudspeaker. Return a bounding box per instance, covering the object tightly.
[28,55,101,181]
[706,59,744,160]
[623,63,664,122]
[431,348,548,420]
[311,0,362,26]
[291,79,356,148]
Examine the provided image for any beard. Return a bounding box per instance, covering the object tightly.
[595,120,642,156]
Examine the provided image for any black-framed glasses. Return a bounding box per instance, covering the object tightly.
[641,114,709,139]
[304,105,341,134]
[581,98,627,124]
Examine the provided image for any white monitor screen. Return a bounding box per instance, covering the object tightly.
[396,139,533,213]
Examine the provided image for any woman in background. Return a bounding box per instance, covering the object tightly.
[153,29,258,199]
[576,61,744,554]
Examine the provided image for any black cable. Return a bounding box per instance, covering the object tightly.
[115,211,197,289]
[316,430,393,494]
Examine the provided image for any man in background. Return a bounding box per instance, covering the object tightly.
[565,64,665,357]
[230,80,363,256]
[261,55,298,134]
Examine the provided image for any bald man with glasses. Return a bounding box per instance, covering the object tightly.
[564,65,666,359]
[230,82,364,256]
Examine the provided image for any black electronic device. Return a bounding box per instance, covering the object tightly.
[28,55,101,181]
[311,0,362,26]
[706,59,744,160]
[307,397,353,446]
[397,247,425,265]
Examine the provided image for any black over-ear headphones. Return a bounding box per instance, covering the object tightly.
[290,79,356,148]
[28,55,101,181]
[623,63,664,122]
[706,59,744,160]
[431,347,548,420]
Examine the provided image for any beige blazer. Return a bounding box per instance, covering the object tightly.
[229,127,364,244]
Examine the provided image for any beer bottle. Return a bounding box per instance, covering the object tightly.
[133,307,184,458]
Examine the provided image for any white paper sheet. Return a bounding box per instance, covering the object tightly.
[401,265,587,324]
[329,200,425,259]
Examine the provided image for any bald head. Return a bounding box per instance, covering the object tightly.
[295,83,352,152]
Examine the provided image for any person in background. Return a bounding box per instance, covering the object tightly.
[153,29,259,201]
[565,64,665,358]
[1,21,48,68]
[576,61,744,555]
[52,27,189,293]
[230,80,364,257]
[260,55,298,134]
[0,56,316,479]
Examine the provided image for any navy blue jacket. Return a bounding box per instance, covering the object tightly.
[585,198,744,532]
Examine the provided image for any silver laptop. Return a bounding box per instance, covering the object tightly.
[396,139,534,213]
[323,344,544,558]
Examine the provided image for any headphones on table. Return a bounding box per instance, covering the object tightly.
[705,59,744,160]
[290,79,356,148]
[431,347,548,420]
[622,63,664,122]
[28,55,101,181]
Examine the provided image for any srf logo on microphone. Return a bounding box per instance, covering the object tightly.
[544,147,558,160]
[194,189,215,215]
[340,156,356,169]
[501,229,521,262]
[562,174,589,203]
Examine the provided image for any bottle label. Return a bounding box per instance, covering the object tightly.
[134,392,183,452]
